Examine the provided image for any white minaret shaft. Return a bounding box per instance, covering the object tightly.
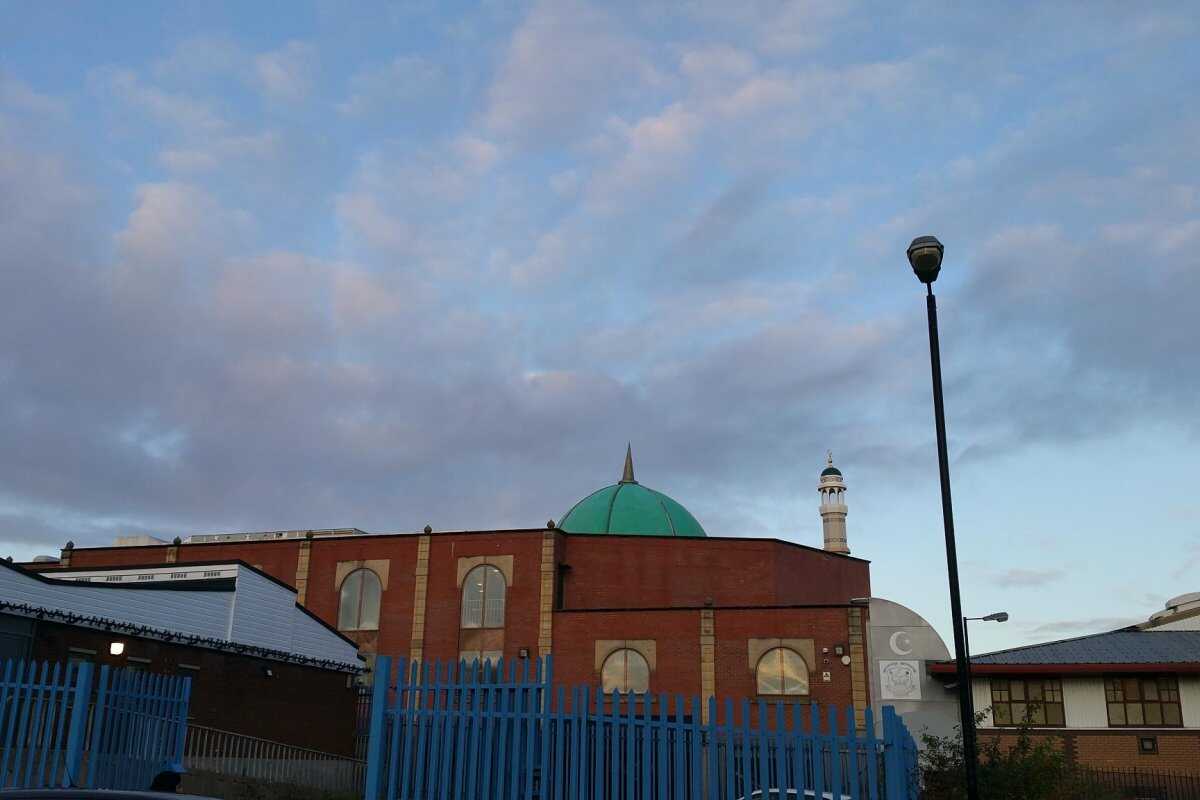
[818,451,849,554]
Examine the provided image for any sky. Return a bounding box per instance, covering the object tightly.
[1,1,1198,656]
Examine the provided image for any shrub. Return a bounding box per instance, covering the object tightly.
[919,713,1118,800]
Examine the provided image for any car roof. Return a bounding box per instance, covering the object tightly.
[0,791,215,799]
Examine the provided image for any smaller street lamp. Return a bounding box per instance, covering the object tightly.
[962,612,1010,727]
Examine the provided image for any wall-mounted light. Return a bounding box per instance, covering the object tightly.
[261,666,275,678]
[109,642,125,656]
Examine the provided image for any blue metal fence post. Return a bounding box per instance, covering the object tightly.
[863,707,879,800]
[173,672,192,768]
[61,661,93,787]
[363,654,392,800]
[85,665,110,788]
[881,706,902,800]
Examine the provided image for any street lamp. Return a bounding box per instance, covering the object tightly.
[962,612,1009,724]
[963,611,1009,662]
[907,234,980,799]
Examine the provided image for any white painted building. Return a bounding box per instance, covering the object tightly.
[0,559,360,669]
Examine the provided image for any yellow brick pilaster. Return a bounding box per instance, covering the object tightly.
[537,532,556,658]
[848,607,868,730]
[409,535,431,665]
[294,538,312,604]
[700,608,716,723]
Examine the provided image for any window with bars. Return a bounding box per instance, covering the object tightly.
[460,565,506,629]
[105,575,123,582]
[601,648,650,694]
[138,574,155,581]
[1105,676,1182,727]
[338,568,382,631]
[755,647,810,696]
[990,678,1065,726]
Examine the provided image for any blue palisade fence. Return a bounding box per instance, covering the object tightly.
[364,655,919,800]
[0,657,191,790]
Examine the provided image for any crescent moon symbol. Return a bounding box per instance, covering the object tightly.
[889,631,914,656]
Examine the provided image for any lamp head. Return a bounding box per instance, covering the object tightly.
[907,235,944,284]
[983,612,1009,623]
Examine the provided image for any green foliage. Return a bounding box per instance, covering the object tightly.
[919,713,1118,800]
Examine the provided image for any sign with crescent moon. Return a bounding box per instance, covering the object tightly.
[889,630,914,656]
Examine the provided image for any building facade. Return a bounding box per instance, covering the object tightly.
[1,559,361,753]
[39,451,874,722]
[930,625,1200,775]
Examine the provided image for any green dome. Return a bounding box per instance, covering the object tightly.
[821,466,842,477]
[558,446,706,537]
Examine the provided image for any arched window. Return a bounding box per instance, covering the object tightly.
[756,648,809,696]
[461,565,506,629]
[601,648,650,694]
[338,568,382,631]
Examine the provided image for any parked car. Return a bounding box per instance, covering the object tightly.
[0,792,216,799]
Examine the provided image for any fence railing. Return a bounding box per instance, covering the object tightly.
[0,657,190,791]
[1077,766,1200,800]
[363,655,920,800]
[184,724,367,794]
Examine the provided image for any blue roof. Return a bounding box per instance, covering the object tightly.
[971,629,1200,666]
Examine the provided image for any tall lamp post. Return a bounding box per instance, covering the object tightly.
[963,612,1009,724]
[907,235,979,799]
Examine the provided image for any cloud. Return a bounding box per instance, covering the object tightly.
[92,67,227,133]
[1026,617,1141,637]
[159,132,281,172]
[2,0,1199,613]
[0,72,68,116]
[1174,541,1200,581]
[337,55,442,115]
[484,0,663,146]
[254,41,316,101]
[114,182,250,270]
[990,568,1066,588]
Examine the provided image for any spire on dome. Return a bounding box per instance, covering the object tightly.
[620,443,637,484]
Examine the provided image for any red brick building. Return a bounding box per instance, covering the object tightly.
[43,452,874,722]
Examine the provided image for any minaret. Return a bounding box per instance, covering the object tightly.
[818,452,849,554]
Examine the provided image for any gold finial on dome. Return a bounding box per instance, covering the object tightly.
[620,443,637,484]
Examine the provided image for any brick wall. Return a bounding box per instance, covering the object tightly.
[711,607,857,721]
[979,729,1200,776]
[29,617,357,755]
[422,532,545,664]
[61,530,871,708]
[559,535,870,609]
[552,609,703,694]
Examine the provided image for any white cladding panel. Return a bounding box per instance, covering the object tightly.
[229,567,296,655]
[288,607,361,667]
[2,564,357,669]
[0,565,232,641]
[1063,677,1108,728]
[1181,675,1200,728]
[230,567,359,667]
[972,678,992,726]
